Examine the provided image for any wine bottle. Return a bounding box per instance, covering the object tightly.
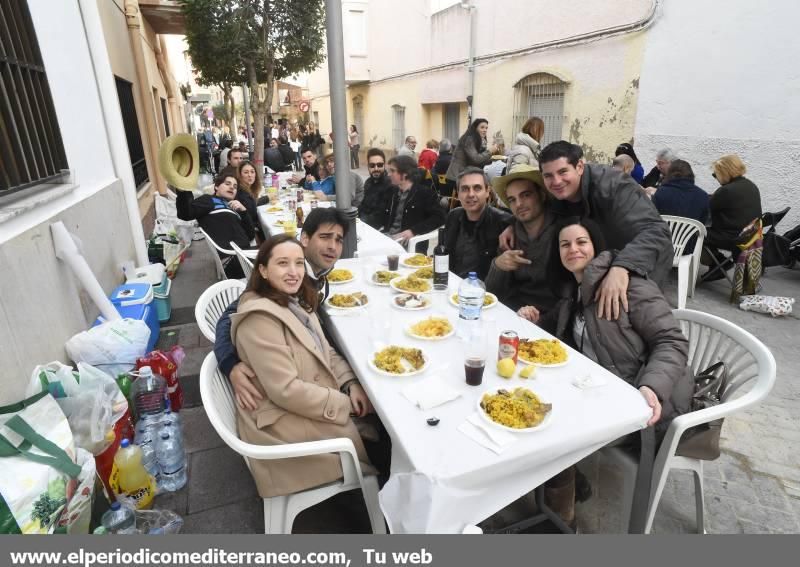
[433,227,448,290]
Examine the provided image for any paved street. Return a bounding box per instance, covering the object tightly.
[156,206,800,534]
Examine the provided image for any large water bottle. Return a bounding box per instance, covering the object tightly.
[155,431,187,492]
[130,366,167,420]
[458,272,486,336]
[100,502,138,534]
[133,417,160,478]
[162,399,181,429]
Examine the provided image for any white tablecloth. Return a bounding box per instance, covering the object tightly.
[323,257,652,533]
[256,202,405,258]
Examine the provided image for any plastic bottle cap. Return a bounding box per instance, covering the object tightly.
[139,366,153,377]
[110,502,121,511]
[468,272,477,278]
[161,432,170,439]
[120,439,130,448]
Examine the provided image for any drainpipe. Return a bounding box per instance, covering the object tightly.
[156,36,181,134]
[462,0,476,121]
[52,222,121,322]
[76,0,148,266]
[124,0,167,196]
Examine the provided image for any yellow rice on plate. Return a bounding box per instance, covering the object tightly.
[408,317,452,338]
[328,268,354,282]
[480,388,552,429]
[517,339,567,365]
[373,346,426,374]
[403,254,433,267]
[393,276,432,293]
[328,292,367,308]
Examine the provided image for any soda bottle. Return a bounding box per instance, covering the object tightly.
[113,439,155,508]
[116,373,132,399]
[155,431,187,492]
[296,207,304,229]
[130,366,166,420]
[457,272,486,337]
[100,502,137,535]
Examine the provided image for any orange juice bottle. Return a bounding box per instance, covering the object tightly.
[113,439,155,509]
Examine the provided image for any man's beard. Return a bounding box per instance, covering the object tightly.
[370,171,383,180]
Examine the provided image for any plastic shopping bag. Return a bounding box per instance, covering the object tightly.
[55,448,96,534]
[0,392,80,534]
[27,362,130,455]
[65,318,151,376]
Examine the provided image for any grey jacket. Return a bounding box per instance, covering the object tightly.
[549,252,693,427]
[556,164,673,286]
[506,133,541,167]
[446,136,492,181]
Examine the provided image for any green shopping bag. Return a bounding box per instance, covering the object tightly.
[0,392,80,534]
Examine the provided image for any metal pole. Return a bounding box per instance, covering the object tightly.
[242,82,253,157]
[325,0,357,258]
[466,0,476,122]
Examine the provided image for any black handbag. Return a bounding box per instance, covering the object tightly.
[676,362,727,460]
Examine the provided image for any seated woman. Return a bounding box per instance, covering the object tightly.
[175,172,255,279]
[530,218,693,528]
[230,235,378,498]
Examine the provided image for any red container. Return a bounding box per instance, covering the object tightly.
[94,408,134,496]
[498,330,520,364]
[135,347,185,412]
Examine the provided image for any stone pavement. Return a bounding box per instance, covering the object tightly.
[153,223,800,534]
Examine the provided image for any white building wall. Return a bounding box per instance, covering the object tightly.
[0,0,136,403]
[634,0,800,227]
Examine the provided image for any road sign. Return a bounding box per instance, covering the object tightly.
[299,101,310,112]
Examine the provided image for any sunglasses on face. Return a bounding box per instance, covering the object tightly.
[368,162,385,169]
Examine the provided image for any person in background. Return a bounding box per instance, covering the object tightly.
[614,143,645,184]
[382,154,446,251]
[277,136,295,170]
[507,117,544,167]
[442,167,512,279]
[291,148,321,188]
[701,154,762,277]
[612,154,635,177]
[312,152,365,207]
[358,148,393,229]
[652,160,709,224]
[642,148,676,192]
[349,124,360,169]
[219,139,233,170]
[432,138,456,207]
[265,138,288,172]
[418,139,440,172]
[176,172,255,278]
[229,234,379,499]
[227,147,246,169]
[396,136,418,161]
[486,164,559,318]
[446,118,497,182]
[289,127,303,170]
[311,160,335,200]
[236,161,265,240]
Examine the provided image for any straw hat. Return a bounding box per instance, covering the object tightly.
[158,133,200,191]
[491,163,545,207]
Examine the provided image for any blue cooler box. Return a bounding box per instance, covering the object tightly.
[93,282,160,352]
[127,264,171,323]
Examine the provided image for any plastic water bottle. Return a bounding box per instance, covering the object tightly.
[458,272,486,336]
[162,399,181,429]
[133,419,160,478]
[101,502,137,534]
[130,366,166,420]
[155,431,187,492]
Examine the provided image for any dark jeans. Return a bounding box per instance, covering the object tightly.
[350,145,360,169]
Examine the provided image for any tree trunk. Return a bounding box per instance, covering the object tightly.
[223,82,238,134]
[246,1,275,172]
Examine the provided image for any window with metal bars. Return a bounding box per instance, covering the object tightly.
[512,73,567,147]
[392,104,405,152]
[0,0,69,200]
[114,76,148,188]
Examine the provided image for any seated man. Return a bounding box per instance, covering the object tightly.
[176,172,255,279]
[611,154,635,177]
[442,167,512,279]
[652,160,709,224]
[312,152,365,207]
[358,148,393,229]
[381,155,446,252]
[214,207,349,406]
[290,148,321,189]
[485,165,559,319]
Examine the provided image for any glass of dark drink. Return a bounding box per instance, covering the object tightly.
[463,329,487,386]
[387,254,400,271]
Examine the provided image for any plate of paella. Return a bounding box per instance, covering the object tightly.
[325,291,369,310]
[517,338,569,367]
[400,254,433,269]
[390,276,433,294]
[327,268,355,285]
[477,387,554,433]
[405,316,455,341]
[368,345,429,377]
[370,270,402,286]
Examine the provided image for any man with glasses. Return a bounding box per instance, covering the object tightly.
[396,136,418,161]
[313,152,365,207]
[358,148,394,229]
[442,167,512,279]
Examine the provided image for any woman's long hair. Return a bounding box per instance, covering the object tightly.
[546,217,608,297]
[237,161,263,201]
[246,235,319,312]
[461,118,488,153]
[521,117,545,143]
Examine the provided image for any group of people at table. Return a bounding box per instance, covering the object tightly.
[173,136,744,532]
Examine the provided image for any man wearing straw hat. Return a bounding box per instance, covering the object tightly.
[486,164,559,320]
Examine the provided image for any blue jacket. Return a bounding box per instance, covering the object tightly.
[652,179,710,224]
[631,162,645,184]
[312,176,335,196]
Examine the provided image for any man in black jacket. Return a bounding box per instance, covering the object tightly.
[443,167,511,279]
[358,148,393,229]
[290,148,320,188]
[382,155,446,252]
[502,141,672,320]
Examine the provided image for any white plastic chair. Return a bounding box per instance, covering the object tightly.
[661,216,707,308]
[407,227,440,255]
[194,279,246,342]
[199,352,386,534]
[198,228,236,281]
[229,242,254,281]
[604,308,776,533]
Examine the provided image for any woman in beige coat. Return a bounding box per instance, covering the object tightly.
[230,234,377,498]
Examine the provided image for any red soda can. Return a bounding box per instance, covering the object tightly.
[297,188,304,202]
[498,330,520,363]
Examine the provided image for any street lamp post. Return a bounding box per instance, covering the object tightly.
[462,0,476,122]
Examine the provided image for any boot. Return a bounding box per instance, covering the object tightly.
[544,467,576,531]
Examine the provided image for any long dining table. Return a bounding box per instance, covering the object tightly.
[321,255,652,534]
